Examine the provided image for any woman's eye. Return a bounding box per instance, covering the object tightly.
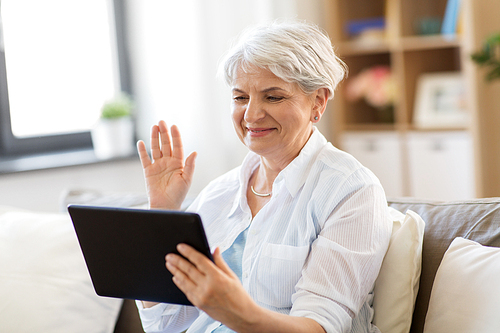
[233,96,248,102]
[267,96,284,102]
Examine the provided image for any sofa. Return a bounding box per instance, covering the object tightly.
[2,195,500,333]
[386,197,500,333]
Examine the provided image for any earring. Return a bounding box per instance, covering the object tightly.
[314,116,319,121]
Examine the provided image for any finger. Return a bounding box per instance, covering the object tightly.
[213,247,238,279]
[184,151,197,182]
[150,125,162,161]
[137,140,152,169]
[170,125,185,162]
[176,244,215,275]
[166,252,205,283]
[158,120,173,158]
[166,258,198,293]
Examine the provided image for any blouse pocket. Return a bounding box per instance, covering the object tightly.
[256,243,310,308]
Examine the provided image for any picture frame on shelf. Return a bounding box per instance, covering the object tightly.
[413,71,469,129]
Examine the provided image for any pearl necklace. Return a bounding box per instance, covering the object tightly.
[250,185,272,197]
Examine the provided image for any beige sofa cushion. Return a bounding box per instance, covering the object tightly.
[0,207,123,333]
[423,237,500,333]
[373,208,425,333]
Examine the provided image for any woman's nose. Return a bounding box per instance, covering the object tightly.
[244,98,265,123]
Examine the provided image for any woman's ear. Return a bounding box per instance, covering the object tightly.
[311,88,329,123]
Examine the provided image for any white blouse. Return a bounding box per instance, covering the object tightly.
[136,129,392,333]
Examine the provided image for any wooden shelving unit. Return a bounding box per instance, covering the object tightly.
[322,0,500,198]
[325,0,464,138]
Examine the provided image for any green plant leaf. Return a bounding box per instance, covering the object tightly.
[100,94,134,119]
[486,66,500,81]
[471,51,490,64]
[471,32,500,82]
[486,33,500,45]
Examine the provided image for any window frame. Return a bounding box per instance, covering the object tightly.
[0,0,132,159]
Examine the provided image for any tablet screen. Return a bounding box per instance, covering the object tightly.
[69,205,212,306]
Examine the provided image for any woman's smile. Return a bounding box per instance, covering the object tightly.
[247,127,276,137]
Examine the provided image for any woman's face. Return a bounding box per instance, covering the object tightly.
[231,66,321,166]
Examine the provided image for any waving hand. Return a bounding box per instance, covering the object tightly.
[137,121,197,210]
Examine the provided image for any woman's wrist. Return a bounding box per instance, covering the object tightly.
[147,194,185,211]
[148,199,181,211]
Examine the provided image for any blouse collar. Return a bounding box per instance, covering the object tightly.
[228,127,328,217]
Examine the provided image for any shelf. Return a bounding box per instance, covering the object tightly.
[343,123,397,132]
[400,34,461,51]
[326,0,500,198]
[408,126,469,132]
[338,40,391,56]
[337,34,461,56]
[343,124,468,132]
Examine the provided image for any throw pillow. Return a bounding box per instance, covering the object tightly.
[423,237,500,333]
[372,207,425,333]
[0,208,123,333]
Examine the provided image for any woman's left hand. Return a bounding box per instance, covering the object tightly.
[166,245,326,333]
[166,245,257,330]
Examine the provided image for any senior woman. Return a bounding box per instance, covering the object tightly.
[135,21,391,333]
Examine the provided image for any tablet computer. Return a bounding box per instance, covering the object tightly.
[68,204,212,306]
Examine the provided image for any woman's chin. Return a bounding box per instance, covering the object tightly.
[244,141,275,156]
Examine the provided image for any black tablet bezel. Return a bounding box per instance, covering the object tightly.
[68,205,212,306]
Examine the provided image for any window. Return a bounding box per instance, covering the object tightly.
[0,0,131,159]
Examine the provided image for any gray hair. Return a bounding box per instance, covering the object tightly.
[220,21,347,100]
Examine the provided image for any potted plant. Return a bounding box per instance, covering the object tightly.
[471,33,500,81]
[91,93,135,159]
